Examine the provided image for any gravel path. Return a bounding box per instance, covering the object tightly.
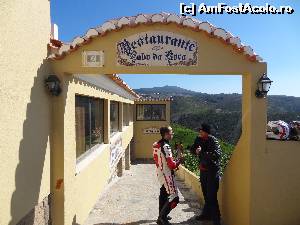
[84,162,209,225]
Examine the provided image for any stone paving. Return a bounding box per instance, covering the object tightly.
[84,162,210,225]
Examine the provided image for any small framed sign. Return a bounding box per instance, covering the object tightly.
[143,127,160,134]
[82,51,104,67]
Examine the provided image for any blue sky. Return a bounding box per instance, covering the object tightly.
[51,0,299,96]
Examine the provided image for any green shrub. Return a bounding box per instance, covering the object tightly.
[170,124,234,176]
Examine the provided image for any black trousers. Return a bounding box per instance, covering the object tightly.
[200,170,221,221]
[159,185,169,213]
[159,185,174,219]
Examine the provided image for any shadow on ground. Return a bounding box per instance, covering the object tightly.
[92,217,212,225]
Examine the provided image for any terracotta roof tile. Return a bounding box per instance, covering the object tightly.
[107,74,140,98]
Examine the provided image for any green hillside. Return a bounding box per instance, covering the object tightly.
[136,86,300,144]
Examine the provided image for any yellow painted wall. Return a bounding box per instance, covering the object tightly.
[51,76,134,225]
[176,166,205,203]
[134,101,171,159]
[221,138,250,225]
[251,140,300,225]
[74,148,110,223]
[0,1,51,224]
[176,165,224,214]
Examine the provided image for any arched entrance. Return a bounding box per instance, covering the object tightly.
[49,13,267,225]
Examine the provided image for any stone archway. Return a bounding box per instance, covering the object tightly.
[49,13,267,225]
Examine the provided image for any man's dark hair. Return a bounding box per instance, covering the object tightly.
[199,123,211,134]
[160,126,171,137]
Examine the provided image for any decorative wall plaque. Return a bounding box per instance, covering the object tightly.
[117,31,198,66]
[82,51,104,67]
[143,127,160,134]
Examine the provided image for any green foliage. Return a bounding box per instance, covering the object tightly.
[176,111,242,145]
[170,124,200,176]
[219,140,235,175]
[170,124,234,176]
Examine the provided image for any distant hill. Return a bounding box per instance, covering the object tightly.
[135,85,300,114]
[136,85,197,97]
[135,86,300,144]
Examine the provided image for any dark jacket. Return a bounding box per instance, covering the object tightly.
[190,135,222,174]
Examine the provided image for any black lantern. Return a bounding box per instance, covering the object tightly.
[45,75,62,96]
[255,73,273,98]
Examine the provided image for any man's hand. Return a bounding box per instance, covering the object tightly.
[179,156,185,164]
[175,156,185,170]
[196,147,202,155]
[178,143,184,150]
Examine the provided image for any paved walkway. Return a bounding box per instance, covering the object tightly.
[84,162,208,225]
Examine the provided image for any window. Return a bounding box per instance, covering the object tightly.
[110,101,119,134]
[123,103,129,126]
[123,103,133,126]
[136,104,166,121]
[129,104,133,122]
[75,95,104,158]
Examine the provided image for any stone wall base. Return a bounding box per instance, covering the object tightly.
[108,153,125,183]
[16,194,51,225]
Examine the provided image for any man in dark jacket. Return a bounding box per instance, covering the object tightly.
[190,123,222,225]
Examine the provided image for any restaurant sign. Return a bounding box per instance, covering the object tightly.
[117,31,198,66]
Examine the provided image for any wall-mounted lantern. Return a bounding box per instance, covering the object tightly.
[45,75,62,96]
[255,73,273,98]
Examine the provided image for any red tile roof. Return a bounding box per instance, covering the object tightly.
[107,74,140,98]
[50,38,63,48]
[48,12,263,62]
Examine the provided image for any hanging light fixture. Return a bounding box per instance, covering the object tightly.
[255,73,273,98]
[45,75,62,96]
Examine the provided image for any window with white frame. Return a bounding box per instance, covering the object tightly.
[75,95,104,158]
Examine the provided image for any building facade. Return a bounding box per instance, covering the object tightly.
[0,2,170,224]
[1,1,300,225]
[134,99,171,159]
